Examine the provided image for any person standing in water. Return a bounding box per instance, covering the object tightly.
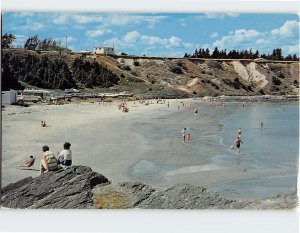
[237,128,242,137]
[260,121,264,129]
[234,136,243,153]
[187,133,191,144]
[182,128,187,143]
[194,108,198,116]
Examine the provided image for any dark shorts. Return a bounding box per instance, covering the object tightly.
[64,160,72,166]
[236,144,240,148]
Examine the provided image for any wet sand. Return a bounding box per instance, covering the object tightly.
[2,99,298,200]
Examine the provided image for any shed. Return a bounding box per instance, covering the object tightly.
[1,90,17,104]
[93,47,115,55]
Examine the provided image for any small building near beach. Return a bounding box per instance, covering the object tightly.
[1,90,17,104]
[93,47,115,55]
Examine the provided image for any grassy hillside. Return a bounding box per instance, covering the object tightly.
[2,49,299,98]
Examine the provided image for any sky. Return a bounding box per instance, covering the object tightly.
[2,12,299,57]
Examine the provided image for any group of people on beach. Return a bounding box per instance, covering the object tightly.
[118,101,129,113]
[18,142,72,175]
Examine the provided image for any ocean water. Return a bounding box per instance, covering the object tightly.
[129,101,299,200]
[210,102,299,199]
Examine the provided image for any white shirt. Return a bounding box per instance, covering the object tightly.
[58,149,72,161]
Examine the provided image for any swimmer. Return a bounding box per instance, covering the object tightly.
[187,133,191,144]
[260,122,264,129]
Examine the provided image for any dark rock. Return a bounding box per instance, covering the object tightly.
[1,166,109,209]
[1,166,297,209]
[1,177,33,197]
[137,183,237,209]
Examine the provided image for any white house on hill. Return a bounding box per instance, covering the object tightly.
[93,47,115,55]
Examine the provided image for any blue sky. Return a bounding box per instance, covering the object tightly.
[2,12,299,57]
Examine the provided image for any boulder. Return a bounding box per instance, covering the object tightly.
[1,166,109,209]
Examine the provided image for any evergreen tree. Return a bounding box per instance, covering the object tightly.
[2,33,16,48]
[212,47,220,58]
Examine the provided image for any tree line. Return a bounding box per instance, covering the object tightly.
[2,52,119,91]
[2,33,68,52]
[184,47,299,61]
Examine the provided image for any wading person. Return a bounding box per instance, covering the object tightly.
[234,136,243,153]
[182,128,187,143]
[187,133,191,144]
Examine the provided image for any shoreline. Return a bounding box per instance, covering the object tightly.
[1,97,298,201]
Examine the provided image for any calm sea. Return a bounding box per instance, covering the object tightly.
[130,101,299,200]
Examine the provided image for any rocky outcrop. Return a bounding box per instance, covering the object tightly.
[1,166,297,209]
[92,182,155,209]
[1,166,109,209]
[136,184,237,209]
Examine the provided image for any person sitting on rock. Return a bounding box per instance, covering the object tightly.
[57,142,72,166]
[40,145,58,175]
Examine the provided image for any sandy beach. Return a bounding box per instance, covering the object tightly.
[2,98,298,200]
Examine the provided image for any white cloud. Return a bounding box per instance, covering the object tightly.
[183,42,194,49]
[208,20,299,55]
[210,32,219,39]
[12,34,27,48]
[212,29,261,49]
[271,20,300,38]
[103,32,192,56]
[101,14,168,28]
[179,18,187,27]
[11,19,44,31]
[73,15,103,24]
[53,14,69,24]
[11,12,35,18]
[282,44,300,55]
[141,35,166,46]
[53,14,103,25]
[86,29,112,38]
[196,13,240,20]
[123,31,141,43]
[169,36,181,47]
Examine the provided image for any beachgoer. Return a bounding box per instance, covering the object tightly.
[260,122,264,129]
[194,108,198,116]
[40,145,58,175]
[234,136,243,153]
[41,121,46,127]
[237,128,242,136]
[187,133,191,144]
[167,101,170,108]
[242,102,245,108]
[178,105,180,111]
[17,155,35,168]
[182,128,187,143]
[58,142,72,166]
